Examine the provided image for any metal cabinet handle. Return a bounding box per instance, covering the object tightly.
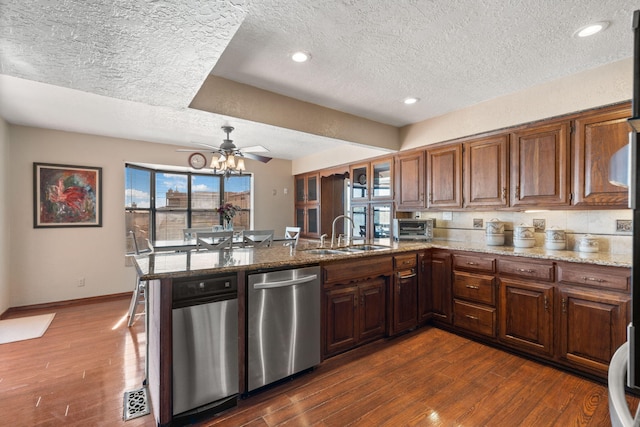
[515,185,520,199]
[544,295,548,311]
[517,268,534,273]
[582,276,606,283]
[466,262,478,265]
[465,285,480,290]
[502,187,507,201]
[465,314,479,320]
[397,272,417,280]
[561,298,567,313]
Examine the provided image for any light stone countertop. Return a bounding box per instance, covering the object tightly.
[134,239,631,281]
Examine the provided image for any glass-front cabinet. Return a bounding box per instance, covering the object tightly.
[351,202,393,242]
[350,163,369,201]
[294,172,321,238]
[371,158,393,200]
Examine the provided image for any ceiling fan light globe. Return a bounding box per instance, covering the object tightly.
[226,154,236,168]
[210,156,221,169]
[237,158,246,171]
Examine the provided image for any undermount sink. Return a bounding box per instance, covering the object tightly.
[346,244,390,251]
[304,249,347,255]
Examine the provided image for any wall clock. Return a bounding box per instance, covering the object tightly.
[188,152,207,169]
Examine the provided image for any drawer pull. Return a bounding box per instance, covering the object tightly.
[466,262,478,265]
[465,314,479,320]
[465,285,480,290]
[562,298,567,314]
[544,295,548,311]
[397,272,417,280]
[517,268,534,273]
[582,276,606,283]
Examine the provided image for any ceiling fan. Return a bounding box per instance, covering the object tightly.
[178,126,272,173]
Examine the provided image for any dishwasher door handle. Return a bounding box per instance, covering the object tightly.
[253,274,318,289]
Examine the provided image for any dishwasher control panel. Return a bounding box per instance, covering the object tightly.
[172,275,237,308]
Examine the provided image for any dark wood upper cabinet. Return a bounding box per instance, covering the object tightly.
[395,151,425,210]
[427,144,462,209]
[510,121,570,208]
[572,102,631,207]
[349,162,369,202]
[371,157,394,201]
[294,172,321,238]
[463,134,509,208]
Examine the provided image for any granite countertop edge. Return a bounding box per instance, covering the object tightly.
[135,240,631,280]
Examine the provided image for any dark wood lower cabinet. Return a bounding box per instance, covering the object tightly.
[499,278,554,357]
[391,268,418,335]
[324,276,387,358]
[430,250,452,324]
[558,286,630,376]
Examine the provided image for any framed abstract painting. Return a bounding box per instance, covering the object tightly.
[34,163,102,228]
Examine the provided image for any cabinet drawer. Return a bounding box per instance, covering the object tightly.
[453,300,496,337]
[394,253,417,270]
[556,262,630,292]
[323,256,393,286]
[453,272,495,305]
[498,258,554,282]
[453,253,496,273]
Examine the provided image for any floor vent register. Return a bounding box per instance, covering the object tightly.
[123,387,150,421]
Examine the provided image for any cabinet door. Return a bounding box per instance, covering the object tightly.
[371,203,392,239]
[358,277,387,342]
[324,286,358,356]
[573,103,631,206]
[371,157,394,200]
[350,163,369,201]
[499,278,554,357]
[510,121,570,207]
[306,206,320,237]
[391,268,418,335]
[427,144,462,208]
[431,251,452,324]
[558,287,630,375]
[295,175,307,204]
[395,151,425,209]
[418,252,432,323]
[306,173,319,203]
[463,134,508,208]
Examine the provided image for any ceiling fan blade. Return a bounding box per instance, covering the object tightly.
[242,152,272,163]
[241,145,270,153]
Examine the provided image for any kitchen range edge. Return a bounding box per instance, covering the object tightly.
[134,241,630,427]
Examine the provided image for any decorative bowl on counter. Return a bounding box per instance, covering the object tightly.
[544,227,566,250]
[485,218,505,246]
[579,234,599,253]
[513,223,535,248]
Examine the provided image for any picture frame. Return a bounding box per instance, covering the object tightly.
[34,163,102,228]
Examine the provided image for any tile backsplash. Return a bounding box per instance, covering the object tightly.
[414,209,632,255]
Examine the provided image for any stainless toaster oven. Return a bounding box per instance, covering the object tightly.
[393,218,434,241]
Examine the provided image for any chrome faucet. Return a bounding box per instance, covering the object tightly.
[331,215,355,248]
[319,234,328,248]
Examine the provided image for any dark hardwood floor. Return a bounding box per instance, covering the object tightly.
[0,296,637,426]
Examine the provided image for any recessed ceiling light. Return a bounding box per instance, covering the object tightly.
[574,21,609,38]
[291,51,311,63]
[403,97,420,105]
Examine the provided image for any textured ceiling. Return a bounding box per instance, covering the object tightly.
[0,0,637,161]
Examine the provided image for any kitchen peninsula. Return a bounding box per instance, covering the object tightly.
[136,241,631,427]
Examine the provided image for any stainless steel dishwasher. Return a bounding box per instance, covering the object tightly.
[247,265,321,392]
[172,274,238,419]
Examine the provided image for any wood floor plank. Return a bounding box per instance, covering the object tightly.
[1,297,638,426]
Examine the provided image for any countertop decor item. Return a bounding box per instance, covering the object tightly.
[485,218,504,246]
[514,223,535,248]
[545,227,566,250]
[579,234,599,253]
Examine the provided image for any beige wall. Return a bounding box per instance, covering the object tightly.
[7,126,294,307]
[0,117,9,314]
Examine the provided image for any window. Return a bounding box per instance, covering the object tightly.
[125,164,252,244]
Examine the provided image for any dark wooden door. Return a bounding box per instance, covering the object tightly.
[573,103,631,206]
[558,286,629,375]
[395,151,425,209]
[358,277,387,342]
[431,251,452,324]
[510,121,570,207]
[464,134,508,208]
[392,268,418,334]
[427,144,462,208]
[324,286,358,356]
[499,278,554,357]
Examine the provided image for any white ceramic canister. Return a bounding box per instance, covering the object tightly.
[485,218,505,246]
[579,234,599,253]
[544,227,566,250]
[513,223,535,248]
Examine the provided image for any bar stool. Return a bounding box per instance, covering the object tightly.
[128,231,153,327]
